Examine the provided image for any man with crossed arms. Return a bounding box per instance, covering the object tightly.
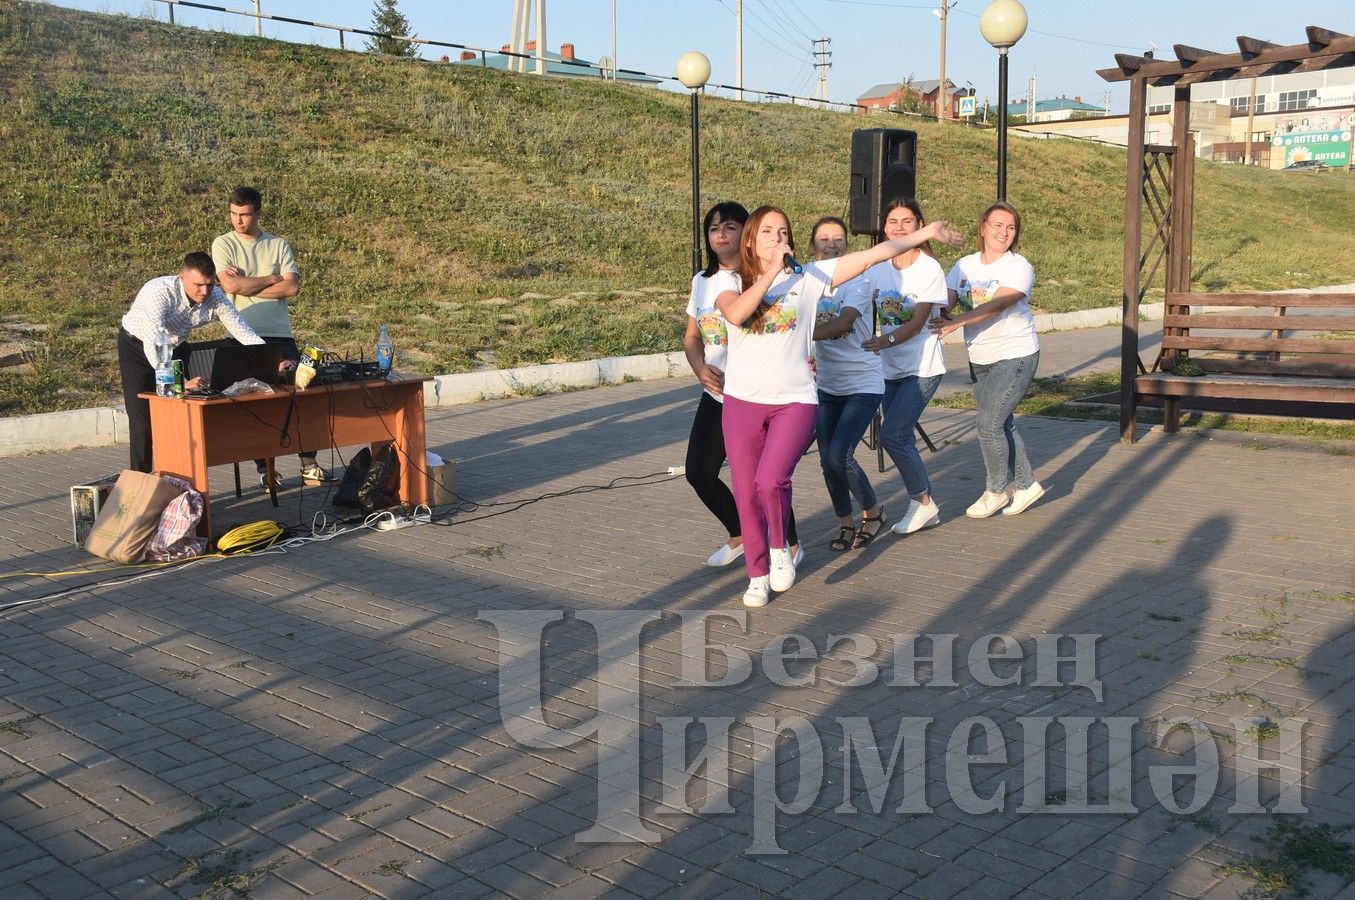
[212,185,332,487]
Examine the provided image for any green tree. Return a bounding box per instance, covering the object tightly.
[365,0,418,58]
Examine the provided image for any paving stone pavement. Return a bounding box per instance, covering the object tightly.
[1,323,1353,899]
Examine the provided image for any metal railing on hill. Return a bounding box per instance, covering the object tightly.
[129,0,942,121]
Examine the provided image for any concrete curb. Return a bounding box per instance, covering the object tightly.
[0,406,128,457]
[0,297,1291,458]
[425,352,689,407]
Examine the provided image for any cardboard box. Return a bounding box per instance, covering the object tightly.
[426,457,456,508]
[85,470,182,563]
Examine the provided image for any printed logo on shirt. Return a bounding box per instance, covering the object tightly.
[953,278,998,313]
[875,289,916,326]
[744,289,798,335]
[815,297,849,340]
[697,310,727,346]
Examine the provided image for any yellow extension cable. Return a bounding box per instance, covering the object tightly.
[1,520,286,578]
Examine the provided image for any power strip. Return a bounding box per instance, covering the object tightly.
[374,510,433,531]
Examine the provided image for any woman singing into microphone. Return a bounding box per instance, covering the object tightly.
[682,201,799,567]
[716,206,963,608]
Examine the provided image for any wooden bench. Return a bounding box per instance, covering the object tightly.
[1132,291,1355,436]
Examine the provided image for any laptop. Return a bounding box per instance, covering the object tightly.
[182,340,284,392]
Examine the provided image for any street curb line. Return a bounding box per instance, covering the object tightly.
[0,300,1183,459]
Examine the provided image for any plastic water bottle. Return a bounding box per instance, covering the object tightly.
[154,327,174,396]
[375,325,394,374]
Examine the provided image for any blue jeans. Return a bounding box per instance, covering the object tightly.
[971,351,1039,494]
[816,390,883,519]
[880,374,943,499]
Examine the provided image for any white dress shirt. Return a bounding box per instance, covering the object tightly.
[121,275,264,367]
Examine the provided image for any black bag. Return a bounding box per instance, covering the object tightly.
[357,445,400,511]
[333,448,371,509]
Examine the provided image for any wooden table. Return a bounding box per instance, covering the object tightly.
[143,375,431,538]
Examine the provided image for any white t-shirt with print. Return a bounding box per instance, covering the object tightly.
[813,274,883,396]
[723,258,839,406]
[685,269,739,402]
[863,254,949,380]
[946,251,1039,365]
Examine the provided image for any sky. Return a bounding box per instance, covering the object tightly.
[51,1,1355,114]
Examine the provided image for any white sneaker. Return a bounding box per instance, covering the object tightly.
[768,546,796,592]
[965,490,1011,519]
[706,542,745,567]
[1002,482,1046,516]
[792,544,804,567]
[743,576,771,608]
[893,498,941,535]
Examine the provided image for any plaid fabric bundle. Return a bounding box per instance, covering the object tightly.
[145,475,207,562]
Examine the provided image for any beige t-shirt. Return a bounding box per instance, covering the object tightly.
[211,230,299,338]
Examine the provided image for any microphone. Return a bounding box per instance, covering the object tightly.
[783,253,803,274]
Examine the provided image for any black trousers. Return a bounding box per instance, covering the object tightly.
[117,328,185,473]
[685,391,798,545]
[252,336,316,471]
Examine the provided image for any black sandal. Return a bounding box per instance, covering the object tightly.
[829,524,855,552]
[852,507,887,549]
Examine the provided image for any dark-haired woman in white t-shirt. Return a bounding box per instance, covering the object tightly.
[931,201,1046,519]
[717,206,963,608]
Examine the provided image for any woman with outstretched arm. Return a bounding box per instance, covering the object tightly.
[715,206,963,608]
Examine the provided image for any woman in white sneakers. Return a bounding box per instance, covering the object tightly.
[930,201,1045,518]
[717,206,963,608]
[682,201,800,568]
[860,198,949,535]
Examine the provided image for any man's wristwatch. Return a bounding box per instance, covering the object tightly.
[886,333,896,345]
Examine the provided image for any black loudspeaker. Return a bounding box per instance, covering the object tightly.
[848,128,918,235]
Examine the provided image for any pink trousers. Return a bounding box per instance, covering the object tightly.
[721,396,817,578]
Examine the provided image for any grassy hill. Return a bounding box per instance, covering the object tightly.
[1,0,1352,414]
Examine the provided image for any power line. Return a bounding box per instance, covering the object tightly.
[757,0,817,43]
[739,0,816,58]
[750,7,814,53]
[715,0,809,63]
[948,7,1141,50]
[783,0,829,36]
[825,0,1145,50]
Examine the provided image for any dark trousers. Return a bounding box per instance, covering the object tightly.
[686,392,797,545]
[253,336,316,471]
[118,328,185,473]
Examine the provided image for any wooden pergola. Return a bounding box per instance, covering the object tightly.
[1098,27,1355,442]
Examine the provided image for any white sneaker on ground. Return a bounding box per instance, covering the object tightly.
[792,544,804,567]
[893,498,941,535]
[965,490,1010,519]
[743,576,771,608]
[706,542,745,567]
[768,546,796,592]
[1002,481,1046,516]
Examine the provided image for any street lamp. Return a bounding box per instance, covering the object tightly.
[979,0,1027,200]
[677,51,711,275]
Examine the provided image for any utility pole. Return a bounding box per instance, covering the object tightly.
[935,0,954,120]
[510,0,527,73]
[1245,75,1257,165]
[1027,71,1036,122]
[812,38,832,103]
[735,0,744,101]
[534,0,547,76]
[254,0,261,37]
[611,0,617,80]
